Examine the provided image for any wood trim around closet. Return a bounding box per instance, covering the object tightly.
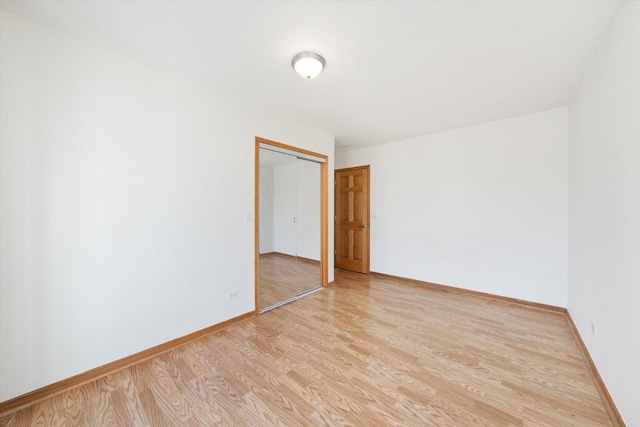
[254,137,329,315]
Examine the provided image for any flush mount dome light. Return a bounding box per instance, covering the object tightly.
[291,52,325,79]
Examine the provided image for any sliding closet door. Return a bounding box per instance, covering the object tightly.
[258,148,322,312]
[259,149,299,309]
[292,157,321,296]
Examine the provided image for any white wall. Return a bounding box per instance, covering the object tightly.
[568,2,640,425]
[0,11,334,402]
[259,165,275,254]
[337,108,568,307]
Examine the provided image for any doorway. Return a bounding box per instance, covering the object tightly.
[335,166,370,273]
[255,137,328,314]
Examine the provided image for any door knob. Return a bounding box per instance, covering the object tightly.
[360,224,367,229]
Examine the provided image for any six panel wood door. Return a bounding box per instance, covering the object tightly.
[335,166,370,273]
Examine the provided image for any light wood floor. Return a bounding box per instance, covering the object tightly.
[259,253,321,310]
[1,270,613,426]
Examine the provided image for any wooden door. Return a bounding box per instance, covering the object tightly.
[335,166,370,273]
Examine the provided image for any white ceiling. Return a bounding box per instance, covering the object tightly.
[0,0,621,149]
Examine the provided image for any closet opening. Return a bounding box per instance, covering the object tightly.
[254,137,328,314]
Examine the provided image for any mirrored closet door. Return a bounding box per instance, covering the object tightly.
[258,146,322,312]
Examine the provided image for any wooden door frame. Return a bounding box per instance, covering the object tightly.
[334,165,371,274]
[254,137,329,315]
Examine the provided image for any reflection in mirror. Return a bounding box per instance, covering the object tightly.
[259,148,321,312]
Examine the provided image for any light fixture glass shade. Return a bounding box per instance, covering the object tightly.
[292,52,325,79]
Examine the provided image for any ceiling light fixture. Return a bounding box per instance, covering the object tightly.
[291,52,325,79]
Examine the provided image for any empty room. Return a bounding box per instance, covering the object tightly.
[0,1,638,426]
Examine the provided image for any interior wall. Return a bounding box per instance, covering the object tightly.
[567,2,639,425]
[336,108,568,307]
[259,165,275,254]
[0,11,334,402]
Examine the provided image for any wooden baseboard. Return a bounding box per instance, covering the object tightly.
[370,271,566,313]
[565,312,626,426]
[0,311,255,417]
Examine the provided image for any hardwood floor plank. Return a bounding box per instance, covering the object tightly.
[1,269,618,426]
[59,386,93,427]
